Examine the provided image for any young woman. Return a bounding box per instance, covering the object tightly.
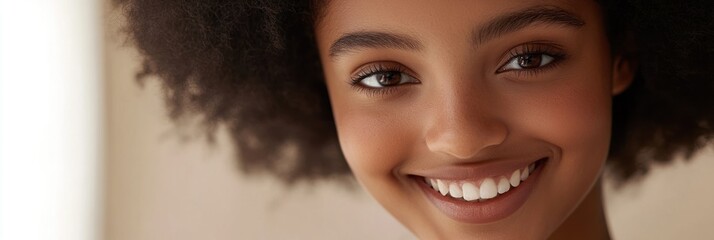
[116,0,714,239]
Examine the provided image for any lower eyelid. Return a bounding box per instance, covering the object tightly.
[349,83,402,98]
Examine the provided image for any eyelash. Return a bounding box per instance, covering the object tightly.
[498,43,567,77]
[349,64,416,97]
[349,44,567,97]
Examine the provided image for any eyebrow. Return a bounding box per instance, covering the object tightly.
[475,6,585,45]
[328,6,585,59]
[329,31,422,58]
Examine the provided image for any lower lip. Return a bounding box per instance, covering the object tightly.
[416,160,545,224]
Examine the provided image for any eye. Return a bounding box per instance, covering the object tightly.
[358,71,419,88]
[349,63,421,97]
[499,53,556,72]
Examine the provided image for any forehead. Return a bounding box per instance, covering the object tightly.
[315,0,600,46]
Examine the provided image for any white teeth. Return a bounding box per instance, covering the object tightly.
[437,179,449,196]
[462,182,480,201]
[520,167,529,181]
[497,177,511,194]
[479,178,498,199]
[510,169,521,187]
[424,162,540,202]
[449,183,463,198]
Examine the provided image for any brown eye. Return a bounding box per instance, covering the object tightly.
[499,53,555,72]
[376,71,402,86]
[518,54,542,69]
[357,70,419,88]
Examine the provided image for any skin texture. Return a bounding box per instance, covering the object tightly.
[316,0,633,239]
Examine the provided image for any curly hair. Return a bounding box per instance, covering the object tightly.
[114,0,714,185]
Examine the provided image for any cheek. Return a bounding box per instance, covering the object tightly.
[321,66,407,186]
[516,81,612,153]
[332,104,413,181]
[506,46,614,166]
[529,81,612,182]
[507,68,613,230]
[519,72,613,167]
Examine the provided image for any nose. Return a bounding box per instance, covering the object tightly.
[424,86,509,159]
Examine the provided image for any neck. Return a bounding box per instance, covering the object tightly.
[549,179,611,240]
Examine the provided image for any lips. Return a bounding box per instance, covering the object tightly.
[412,157,547,224]
[424,161,537,202]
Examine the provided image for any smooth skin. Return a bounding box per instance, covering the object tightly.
[315,0,634,239]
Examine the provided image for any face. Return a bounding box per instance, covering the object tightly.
[316,0,625,238]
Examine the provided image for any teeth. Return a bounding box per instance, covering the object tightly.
[423,162,540,202]
[479,178,498,199]
[437,179,449,196]
[462,182,480,201]
[497,177,511,194]
[510,169,521,187]
[520,167,529,181]
[449,183,463,198]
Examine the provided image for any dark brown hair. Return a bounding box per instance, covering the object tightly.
[114,0,714,185]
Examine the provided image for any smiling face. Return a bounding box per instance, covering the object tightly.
[315,0,625,238]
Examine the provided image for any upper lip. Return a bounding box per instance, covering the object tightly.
[407,151,553,181]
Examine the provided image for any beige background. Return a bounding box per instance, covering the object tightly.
[103,5,714,240]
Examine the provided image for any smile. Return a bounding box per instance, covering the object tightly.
[424,161,537,202]
[413,157,548,224]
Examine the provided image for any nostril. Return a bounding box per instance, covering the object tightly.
[425,131,472,159]
[424,124,509,159]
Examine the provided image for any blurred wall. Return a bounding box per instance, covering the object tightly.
[1,1,101,240]
[103,3,714,240]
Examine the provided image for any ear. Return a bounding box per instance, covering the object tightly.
[611,55,636,95]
